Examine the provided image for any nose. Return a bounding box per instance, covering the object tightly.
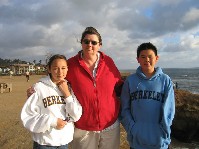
[87,41,92,46]
[57,68,62,73]
[145,57,150,62]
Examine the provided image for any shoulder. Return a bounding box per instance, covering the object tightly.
[34,77,49,89]
[67,52,80,66]
[124,73,137,83]
[99,52,116,65]
[158,73,173,89]
[156,67,171,80]
[160,72,172,81]
[100,52,112,60]
[34,82,45,91]
[68,55,77,62]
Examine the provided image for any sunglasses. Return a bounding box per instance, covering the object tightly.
[83,39,99,45]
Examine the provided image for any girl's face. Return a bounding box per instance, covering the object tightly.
[48,59,68,84]
[137,49,159,73]
[82,34,101,56]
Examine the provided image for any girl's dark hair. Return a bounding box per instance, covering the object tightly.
[47,54,67,69]
[137,42,157,57]
[80,27,102,45]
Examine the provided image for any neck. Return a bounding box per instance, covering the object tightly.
[142,68,155,78]
[82,52,98,72]
[82,52,98,63]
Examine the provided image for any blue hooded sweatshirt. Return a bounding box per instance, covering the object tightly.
[120,66,175,149]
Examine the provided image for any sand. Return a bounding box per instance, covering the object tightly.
[0,75,198,149]
[0,75,41,149]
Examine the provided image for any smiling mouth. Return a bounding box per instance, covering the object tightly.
[144,64,151,67]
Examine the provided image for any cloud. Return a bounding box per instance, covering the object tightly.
[182,8,199,24]
[0,0,199,69]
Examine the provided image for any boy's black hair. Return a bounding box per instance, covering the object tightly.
[137,42,157,57]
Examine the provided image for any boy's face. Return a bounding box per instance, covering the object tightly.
[137,49,159,73]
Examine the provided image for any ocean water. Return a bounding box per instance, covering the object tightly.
[163,68,199,94]
[120,68,199,94]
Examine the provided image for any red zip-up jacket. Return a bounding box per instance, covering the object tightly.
[66,51,123,131]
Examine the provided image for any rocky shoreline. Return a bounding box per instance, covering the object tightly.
[172,89,199,143]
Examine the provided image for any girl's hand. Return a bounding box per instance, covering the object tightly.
[57,80,71,98]
[56,118,67,129]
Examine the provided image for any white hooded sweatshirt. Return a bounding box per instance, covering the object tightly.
[21,75,82,146]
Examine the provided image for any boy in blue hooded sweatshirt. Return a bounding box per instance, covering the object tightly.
[120,42,175,149]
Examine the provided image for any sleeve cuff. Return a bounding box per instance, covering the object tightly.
[51,116,57,128]
[64,95,73,103]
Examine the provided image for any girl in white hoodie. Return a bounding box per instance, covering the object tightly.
[21,54,82,149]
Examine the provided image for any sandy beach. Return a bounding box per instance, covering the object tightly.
[0,75,39,149]
[0,75,198,149]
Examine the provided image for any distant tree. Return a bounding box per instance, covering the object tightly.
[33,60,36,64]
[0,57,46,66]
[13,59,21,64]
[45,52,53,65]
[21,60,27,64]
[5,59,11,64]
[0,58,7,65]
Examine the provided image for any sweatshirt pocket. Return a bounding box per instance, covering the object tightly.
[133,123,165,148]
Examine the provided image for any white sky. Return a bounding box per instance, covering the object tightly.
[0,0,199,69]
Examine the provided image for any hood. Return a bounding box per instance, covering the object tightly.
[136,66,163,80]
[38,75,68,88]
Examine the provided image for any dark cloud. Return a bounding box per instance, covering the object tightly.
[114,0,199,38]
[0,0,198,68]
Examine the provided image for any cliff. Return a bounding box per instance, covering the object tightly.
[172,89,199,142]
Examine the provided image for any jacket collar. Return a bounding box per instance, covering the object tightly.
[77,50,105,61]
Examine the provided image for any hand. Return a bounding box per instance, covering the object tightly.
[56,118,67,129]
[27,86,35,97]
[57,80,71,98]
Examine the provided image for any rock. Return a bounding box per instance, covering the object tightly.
[171,89,199,143]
